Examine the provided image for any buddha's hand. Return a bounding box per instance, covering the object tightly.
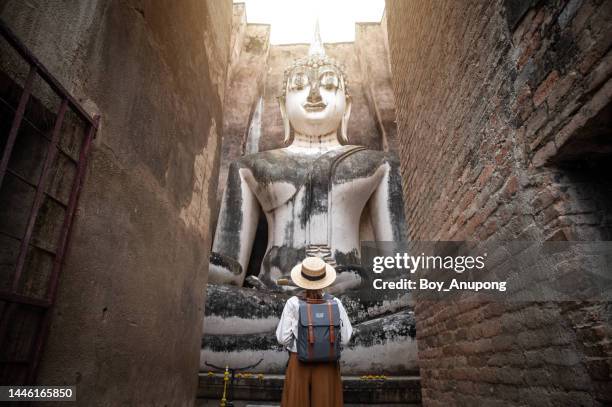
[208,251,243,285]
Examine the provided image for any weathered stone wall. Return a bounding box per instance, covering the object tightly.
[355,20,398,152]
[218,9,270,209]
[0,0,231,405]
[387,0,611,405]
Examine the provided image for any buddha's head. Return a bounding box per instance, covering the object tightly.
[278,23,351,144]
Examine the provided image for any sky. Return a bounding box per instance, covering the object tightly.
[236,0,386,44]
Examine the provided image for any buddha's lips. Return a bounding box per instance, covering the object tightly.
[303,102,326,112]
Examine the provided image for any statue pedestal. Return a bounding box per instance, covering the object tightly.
[201,284,419,375]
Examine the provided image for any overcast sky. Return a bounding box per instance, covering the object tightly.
[236,0,385,44]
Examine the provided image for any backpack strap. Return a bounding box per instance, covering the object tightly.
[306,302,315,359]
[327,300,336,360]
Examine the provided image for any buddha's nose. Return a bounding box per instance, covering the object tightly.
[307,82,322,103]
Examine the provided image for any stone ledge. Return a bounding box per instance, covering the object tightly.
[197,373,421,404]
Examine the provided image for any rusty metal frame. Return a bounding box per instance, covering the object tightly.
[0,18,99,384]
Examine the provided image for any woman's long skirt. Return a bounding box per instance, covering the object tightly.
[281,352,343,407]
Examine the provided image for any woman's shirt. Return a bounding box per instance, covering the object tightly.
[275,295,353,353]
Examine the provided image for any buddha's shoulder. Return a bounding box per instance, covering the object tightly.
[230,150,310,184]
[327,146,399,182]
[234,149,307,168]
[340,145,400,170]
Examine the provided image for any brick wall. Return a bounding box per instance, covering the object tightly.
[386,0,611,405]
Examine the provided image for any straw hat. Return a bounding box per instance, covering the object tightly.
[290,257,337,290]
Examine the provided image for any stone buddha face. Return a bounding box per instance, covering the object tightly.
[280,56,352,143]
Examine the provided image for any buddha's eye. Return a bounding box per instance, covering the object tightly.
[290,73,308,90]
[320,72,339,90]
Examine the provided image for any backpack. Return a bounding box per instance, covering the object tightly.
[296,293,342,363]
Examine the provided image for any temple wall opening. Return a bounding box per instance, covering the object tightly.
[203,3,417,385]
[216,2,401,278]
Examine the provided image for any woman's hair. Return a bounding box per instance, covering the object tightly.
[305,289,323,300]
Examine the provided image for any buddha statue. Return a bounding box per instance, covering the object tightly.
[201,24,417,378]
[209,24,406,293]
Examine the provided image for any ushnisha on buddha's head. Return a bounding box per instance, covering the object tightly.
[278,23,352,144]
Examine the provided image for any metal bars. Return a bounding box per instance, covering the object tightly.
[12,99,68,292]
[0,19,99,385]
[0,66,35,187]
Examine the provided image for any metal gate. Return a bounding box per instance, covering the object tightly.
[0,19,99,385]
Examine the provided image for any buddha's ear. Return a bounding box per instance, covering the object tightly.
[340,95,352,144]
[278,96,291,145]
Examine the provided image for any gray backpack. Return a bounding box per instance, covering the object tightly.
[296,293,342,363]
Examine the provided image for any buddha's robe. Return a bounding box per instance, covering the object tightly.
[210,145,406,291]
